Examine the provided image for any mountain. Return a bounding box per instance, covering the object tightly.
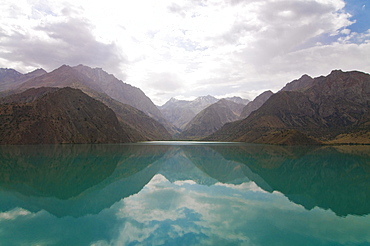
[72,65,171,130]
[159,95,219,130]
[280,74,315,92]
[0,68,23,91]
[8,65,171,140]
[16,65,103,92]
[0,144,168,217]
[207,70,370,145]
[178,99,244,139]
[0,87,141,144]
[224,96,250,105]
[0,68,47,92]
[238,75,315,120]
[240,90,273,119]
[159,95,249,131]
[211,144,370,216]
[95,95,171,141]
[14,64,174,135]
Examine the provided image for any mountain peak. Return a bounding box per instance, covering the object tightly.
[224,96,250,105]
[59,64,72,69]
[169,97,179,102]
[194,95,218,103]
[330,69,343,74]
[300,74,312,80]
[75,64,103,72]
[26,68,47,76]
[281,74,314,92]
[0,68,21,74]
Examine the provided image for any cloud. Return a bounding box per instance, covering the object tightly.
[0,2,126,79]
[110,174,370,245]
[0,208,31,221]
[1,173,370,245]
[119,0,364,104]
[0,0,369,105]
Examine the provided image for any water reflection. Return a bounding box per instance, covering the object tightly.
[0,144,169,217]
[208,144,370,217]
[0,143,369,245]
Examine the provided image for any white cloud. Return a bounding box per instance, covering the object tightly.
[0,0,369,105]
[0,208,31,221]
[108,173,370,245]
[0,0,126,77]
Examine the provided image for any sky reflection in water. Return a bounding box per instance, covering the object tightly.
[0,143,369,246]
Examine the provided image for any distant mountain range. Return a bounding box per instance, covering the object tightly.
[178,99,245,139]
[158,95,220,130]
[0,68,47,92]
[207,70,370,145]
[1,64,369,145]
[158,95,249,132]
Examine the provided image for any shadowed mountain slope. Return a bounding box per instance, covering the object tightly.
[207,70,370,145]
[0,87,140,144]
[6,65,171,140]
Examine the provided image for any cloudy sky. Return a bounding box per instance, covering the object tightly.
[0,0,369,105]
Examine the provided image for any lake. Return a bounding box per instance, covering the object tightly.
[0,142,369,246]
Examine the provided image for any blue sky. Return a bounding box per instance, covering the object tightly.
[344,0,369,33]
[0,0,369,105]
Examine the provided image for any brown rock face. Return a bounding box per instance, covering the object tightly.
[0,87,136,144]
[207,70,370,145]
[3,65,172,140]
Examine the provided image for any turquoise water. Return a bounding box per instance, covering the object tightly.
[0,142,369,246]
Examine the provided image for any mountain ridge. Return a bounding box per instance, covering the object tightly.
[206,70,370,145]
[0,65,172,141]
[0,67,47,92]
[159,95,248,131]
[2,65,369,145]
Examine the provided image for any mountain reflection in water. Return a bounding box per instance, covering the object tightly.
[0,144,169,217]
[0,143,369,245]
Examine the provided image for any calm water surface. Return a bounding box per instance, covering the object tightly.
[0,142,369,246]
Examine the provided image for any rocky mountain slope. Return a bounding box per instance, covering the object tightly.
[239,75,316,120]
[14,65,174,134]
[240,90,273,119]
[1,65,172,140]
[178,99,245,139]
[0,68,47,92]
[280,74,315,92]
[0,87,140,144]
[206,70,370,145]
[72,65,171,130]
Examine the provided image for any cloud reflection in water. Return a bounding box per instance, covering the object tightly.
[0,143,370,245]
